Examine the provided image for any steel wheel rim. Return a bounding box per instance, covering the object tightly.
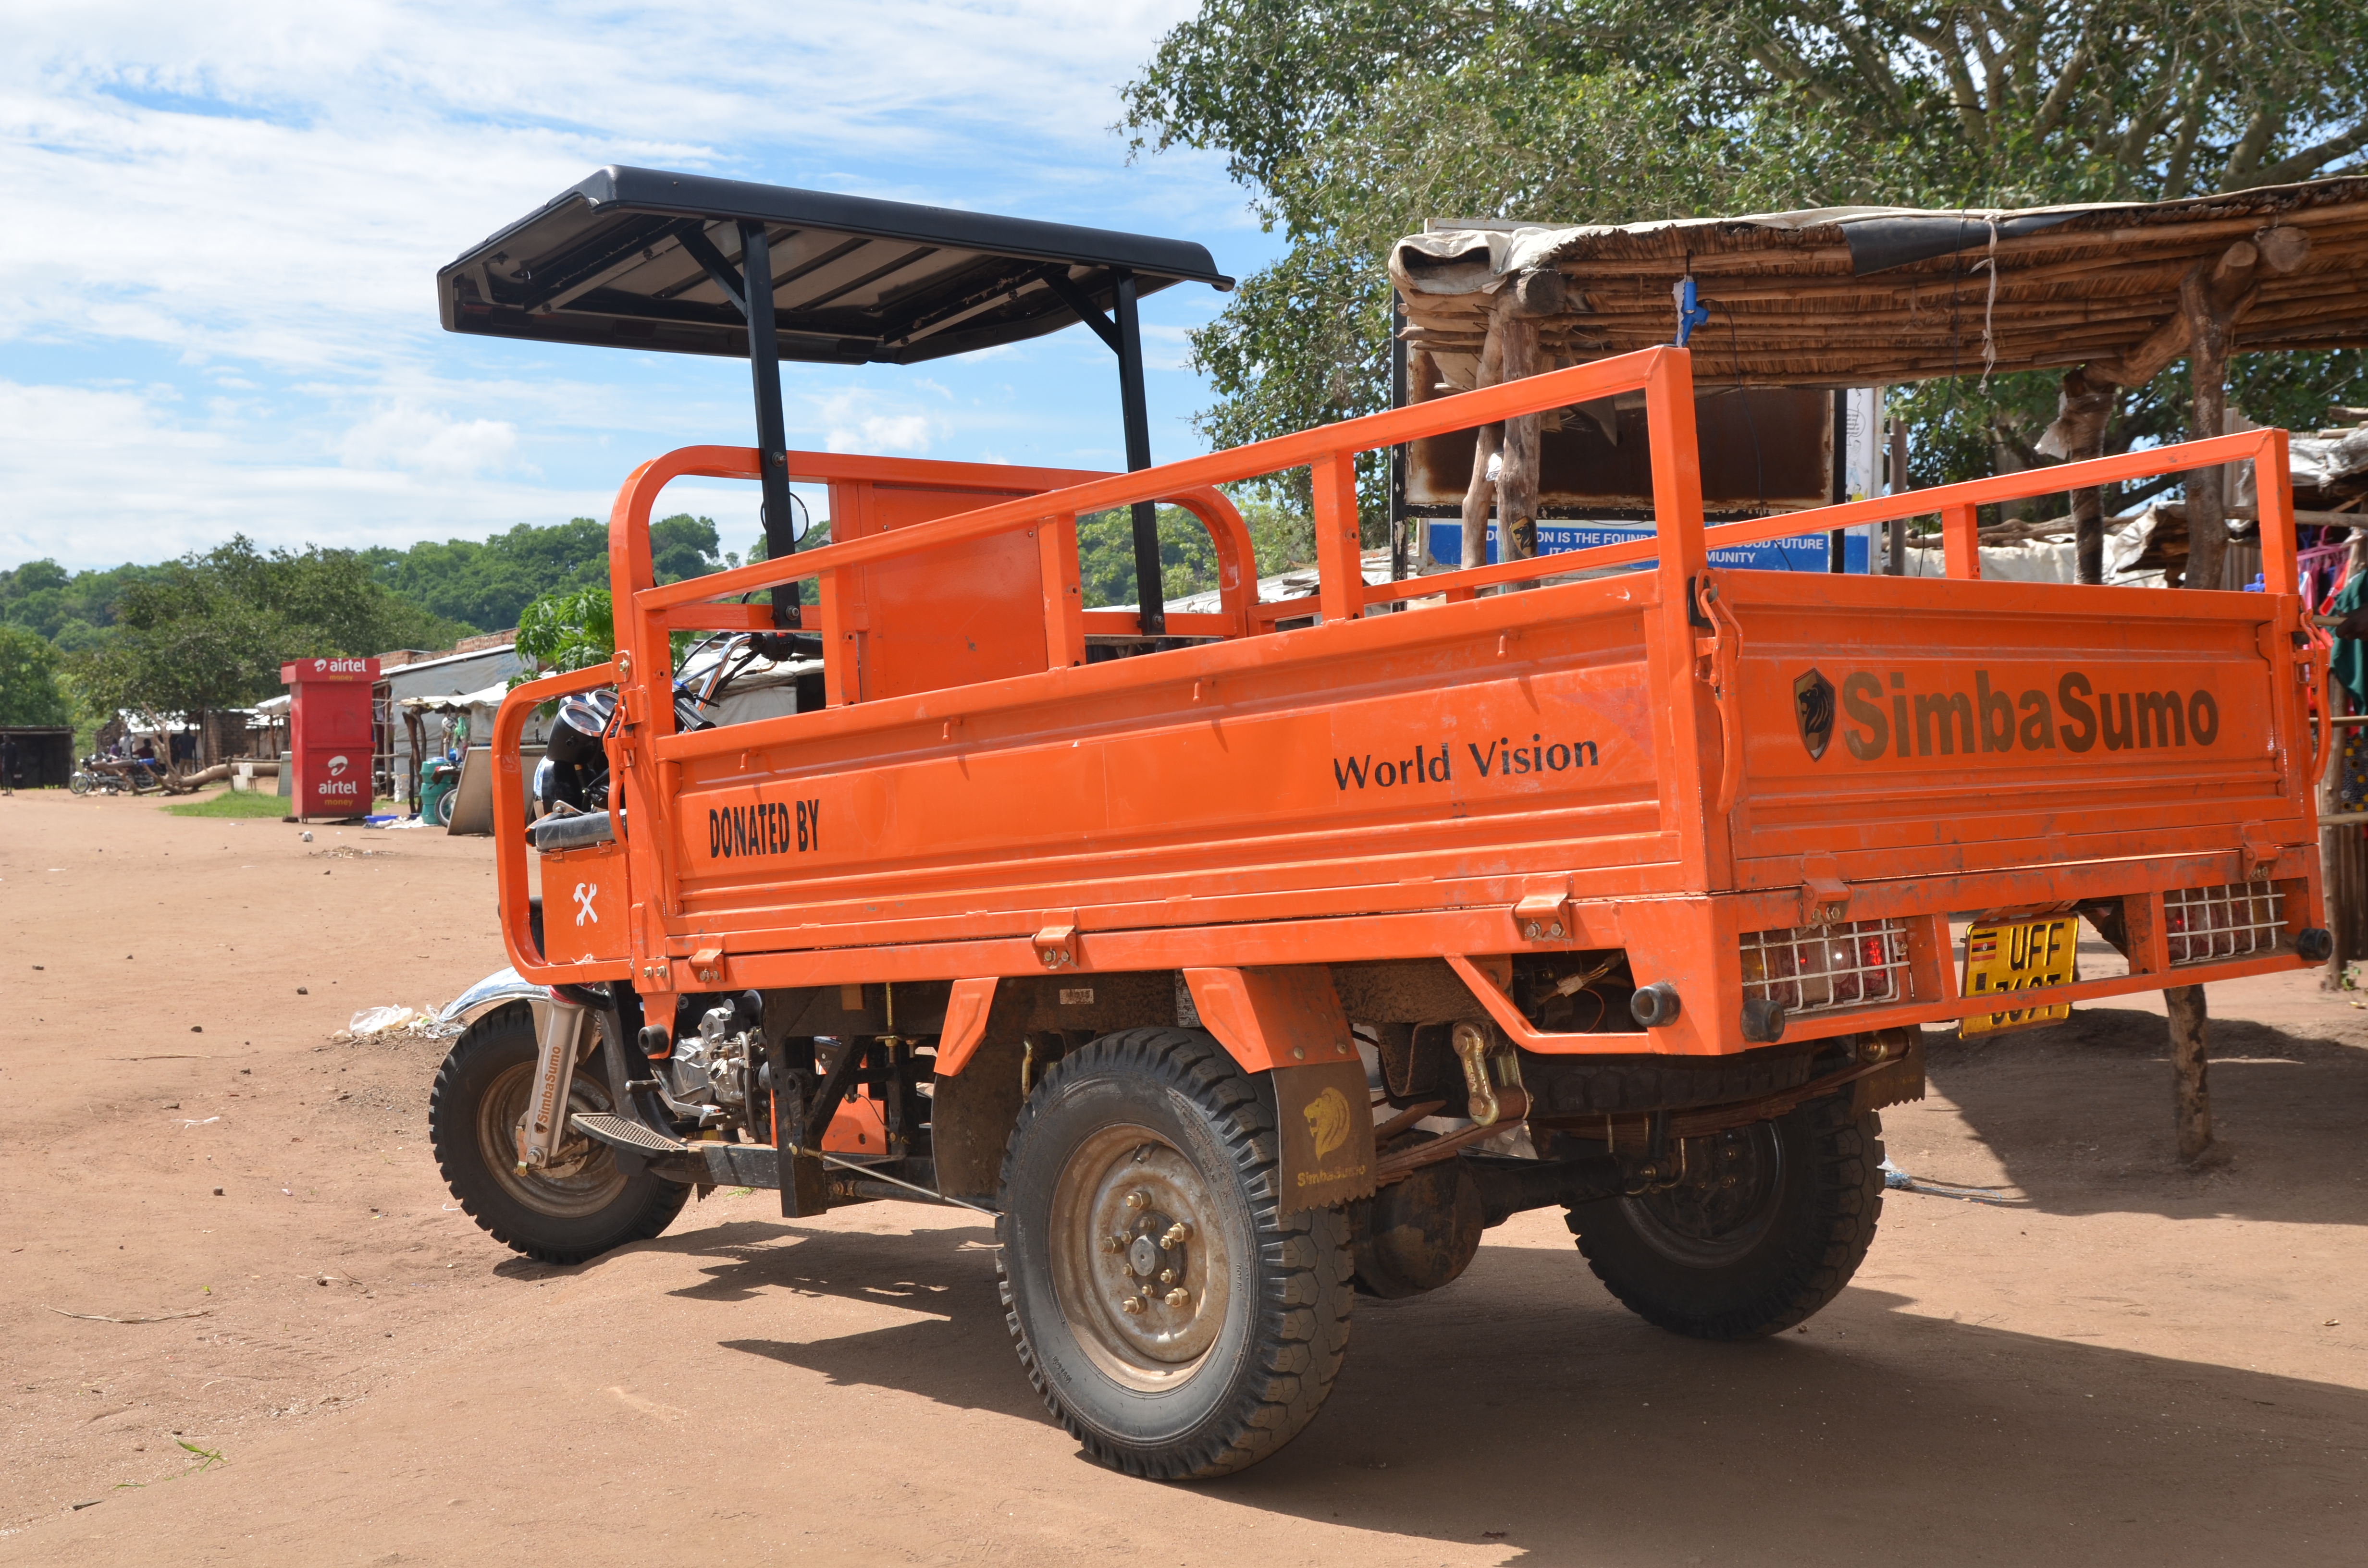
[476,1061,628,1219]
[1621,1123,1786,1267]
[1046,1123,1230,1393]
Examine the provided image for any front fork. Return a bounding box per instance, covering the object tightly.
[516,998,594,1172]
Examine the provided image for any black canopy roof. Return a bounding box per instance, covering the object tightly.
[437,166,1233,366]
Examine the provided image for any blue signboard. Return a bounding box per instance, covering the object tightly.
[1424,519,1870,573]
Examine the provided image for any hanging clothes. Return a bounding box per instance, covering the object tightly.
[2330,573,2368,711]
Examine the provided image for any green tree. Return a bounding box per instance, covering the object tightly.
[0,625,69,726]
[1124,0,2368,507]
[70,537,459,763]
[511,587,615,682]
[1076,505,1219,607]
[0,557,165,643]
[362,513,731,632]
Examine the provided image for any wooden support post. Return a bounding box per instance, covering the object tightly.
[1887,416,1909,574]
[1458,316,1505,572]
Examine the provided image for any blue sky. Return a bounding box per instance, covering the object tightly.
[0,0,1273,572]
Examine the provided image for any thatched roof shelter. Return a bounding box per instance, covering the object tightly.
[1392,175,2368,589]
[1390,175,2368,388]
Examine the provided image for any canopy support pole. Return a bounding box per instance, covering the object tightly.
[1042,267,1164,636]
[737,221,800,630]
[1113,271,1164,637]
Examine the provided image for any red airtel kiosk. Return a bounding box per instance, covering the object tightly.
[281,656,378,821]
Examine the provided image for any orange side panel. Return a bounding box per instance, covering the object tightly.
[538,841,629,967]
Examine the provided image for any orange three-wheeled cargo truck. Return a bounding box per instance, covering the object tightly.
[426,169,2329,1479]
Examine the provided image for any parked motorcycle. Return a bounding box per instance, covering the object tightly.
[68,755,167,796]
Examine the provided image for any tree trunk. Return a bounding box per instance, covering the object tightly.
[2162,263,2242,1159]
[1496,314,1542,566]
[1458,316,1505,572]
[2055,367,2115,584]
[2165,983,2214,1160]
[2179,267,2233,590]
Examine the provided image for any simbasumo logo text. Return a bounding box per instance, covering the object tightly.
[1831,670,2220,761]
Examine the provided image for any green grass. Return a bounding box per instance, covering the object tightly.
[164,788,290,818]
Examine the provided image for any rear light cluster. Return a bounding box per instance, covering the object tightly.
[1739,919,1911,1016]
[2164,881,2286,966]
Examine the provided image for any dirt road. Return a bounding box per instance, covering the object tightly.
[4,789,2364,1564]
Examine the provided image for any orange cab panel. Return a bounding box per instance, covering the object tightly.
[835,481,1063,702]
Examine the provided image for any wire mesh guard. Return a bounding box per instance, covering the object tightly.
[1739,919,1912,1015]
[2164,882,2287,966]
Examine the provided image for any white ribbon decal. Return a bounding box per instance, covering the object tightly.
[573,882,598,925]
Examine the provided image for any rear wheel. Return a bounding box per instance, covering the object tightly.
[429,1004,687,1264]
[1565,1092,1882,1339]
[998,1028,1355,1479]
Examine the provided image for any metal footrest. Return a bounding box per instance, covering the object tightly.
[571,1112,688,1157]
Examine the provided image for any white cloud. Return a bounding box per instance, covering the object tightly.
[0,378,605,564]
[338,405,520,477]
[0,2,1268,570]
[816,392,938,455]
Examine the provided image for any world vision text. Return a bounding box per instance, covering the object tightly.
[1837,671,2220,761]
[1332,736,1598,791]
[708,798,820,859]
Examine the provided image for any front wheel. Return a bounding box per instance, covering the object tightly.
[998,1029,1355,1480]
[1566,1092,1883,1340]
[429,1004,687,1264]
[68,772,92,796]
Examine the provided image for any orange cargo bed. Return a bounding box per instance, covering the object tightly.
[494,345,2326,1060]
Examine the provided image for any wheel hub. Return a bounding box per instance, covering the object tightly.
[1048,1128,1228,1387]
[481,1062,627,1220]
[1624,1124,1785,1266]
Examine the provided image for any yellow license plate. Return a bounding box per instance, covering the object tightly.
[1961,916,2078,1035]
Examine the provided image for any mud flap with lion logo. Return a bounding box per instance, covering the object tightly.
[1270,1058,1377,1214]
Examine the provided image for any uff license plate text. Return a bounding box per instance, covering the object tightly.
[1961,916,2078,1035]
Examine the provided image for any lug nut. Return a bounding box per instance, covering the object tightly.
[1161,1221,1190,1247]
[1163,1288,1190,1308]
[1123,1189,1147,1211]
[1100,1234,1124,1254]
[1158,1268,1177,1286]
[1119,1296,1145,1315]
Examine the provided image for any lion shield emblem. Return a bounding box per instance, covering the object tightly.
[1302,1087,1351,1159]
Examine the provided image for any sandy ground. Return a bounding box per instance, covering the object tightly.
[2,787,2364,1566]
